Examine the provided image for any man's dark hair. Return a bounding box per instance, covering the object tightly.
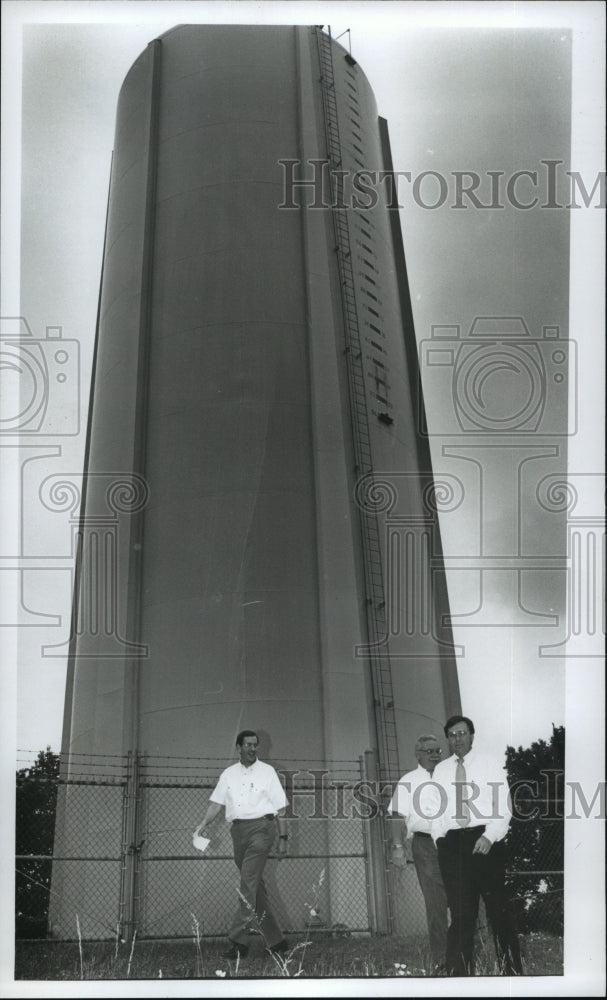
[444,715,475,738]
[236,729,258,747]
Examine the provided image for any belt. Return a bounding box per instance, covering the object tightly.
[413,832,432,839]
[232,814,276,823]
[447,824,486,834]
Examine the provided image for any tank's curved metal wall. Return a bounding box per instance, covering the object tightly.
[60,43,158,757]
[54,25,460,938]
[139,27,326,757]
[64,27,334,762]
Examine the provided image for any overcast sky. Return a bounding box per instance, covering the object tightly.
[1,2,604,995]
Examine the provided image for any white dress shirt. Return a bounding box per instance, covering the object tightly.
[431,747,512,844]
[210,759,288,822]
[387,764,441,835]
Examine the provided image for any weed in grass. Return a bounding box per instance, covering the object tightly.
[75,915,84,981]
[125,931,137,979]
[232,865,327,977]
[191,913,204,977]
[264,866,327,977]
[474,924,526,976]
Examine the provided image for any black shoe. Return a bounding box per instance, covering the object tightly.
[266,939,289,955]
[222,942,248,959]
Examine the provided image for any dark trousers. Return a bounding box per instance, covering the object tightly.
[411,833,448,967]
[437,827,522,976]
[229,817,282,948]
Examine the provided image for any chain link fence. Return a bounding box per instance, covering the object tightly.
[17,753,128,940]
[506,801,565,937]
[16,752,564,946]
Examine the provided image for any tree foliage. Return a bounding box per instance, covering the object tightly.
[16,747,60,938]
[505,725,564,935]
[505,724,565,787]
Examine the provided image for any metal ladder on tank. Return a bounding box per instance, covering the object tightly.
[315,27,400,790]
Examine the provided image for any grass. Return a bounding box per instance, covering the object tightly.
[14,930,563,980]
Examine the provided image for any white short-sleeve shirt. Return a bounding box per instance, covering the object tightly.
[209,759,288,822]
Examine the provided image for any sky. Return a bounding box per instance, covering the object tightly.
[1,2,605,994]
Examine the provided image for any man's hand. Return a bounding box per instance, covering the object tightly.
[196,800,223,834]
[391,844,407,868]
[472,834,492,855]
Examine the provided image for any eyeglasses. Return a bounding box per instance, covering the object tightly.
[418,748,442,755]
[448,730,470,739]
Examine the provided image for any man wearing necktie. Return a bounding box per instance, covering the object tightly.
[431,715,522,976]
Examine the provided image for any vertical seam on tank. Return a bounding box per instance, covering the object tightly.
[294,25,330,753]
[126,37,162,754]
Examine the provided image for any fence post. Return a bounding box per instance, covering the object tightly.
[120,750,142,941]
[360,750,391,934]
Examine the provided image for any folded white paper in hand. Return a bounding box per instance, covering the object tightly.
[192,833,210,852]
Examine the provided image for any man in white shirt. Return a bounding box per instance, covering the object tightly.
[196,730,289,959]
[431,714,522,976]
[387,734,448,972]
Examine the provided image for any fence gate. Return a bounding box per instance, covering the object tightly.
[131,753,384,939]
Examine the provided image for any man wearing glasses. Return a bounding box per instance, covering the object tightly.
[431,714,522,976]
[388,734,448,973]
